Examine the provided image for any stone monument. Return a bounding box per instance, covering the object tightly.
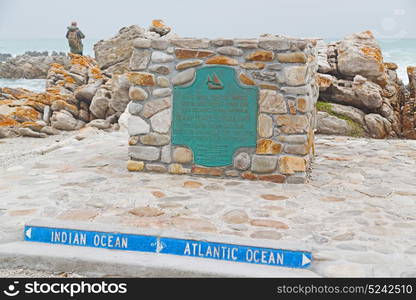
[126,36,319,183]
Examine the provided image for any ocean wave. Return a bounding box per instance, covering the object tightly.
[0,78,46,93]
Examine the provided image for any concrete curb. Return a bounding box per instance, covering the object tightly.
[0,242,319,278]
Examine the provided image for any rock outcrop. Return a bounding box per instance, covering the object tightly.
[0,54,117,138]
[0,51,69,79]
[93,21,178,115]
[93,21,177,75]
[0,21,177,138]
[149,19,171,36]
[93,25,146,75]
[3,25,415,140]
[316,31,412,139]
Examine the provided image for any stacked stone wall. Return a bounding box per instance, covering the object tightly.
[126,36,319,183]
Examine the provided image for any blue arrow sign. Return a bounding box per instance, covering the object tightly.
[24,225,312,269]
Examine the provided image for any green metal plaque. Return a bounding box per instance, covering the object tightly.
[172,66,258,167]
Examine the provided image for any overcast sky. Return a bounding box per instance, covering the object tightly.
[0,0,415,39]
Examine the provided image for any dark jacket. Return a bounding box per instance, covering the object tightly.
[66,26,85,54]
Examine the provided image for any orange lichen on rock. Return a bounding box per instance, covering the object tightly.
[64,76,76,84]
[0,50,107,131]
[191,166,224,176]
[360,46,384,72]
[150,19,171,34]
[258,84,279,90]
[0,100,14,106]
[360,46,383,62]
[51,100,78,116]
[0,115,19,127]
[152,19,168,28]
[50,66,77,84]
[316,74,332,89]
[239,73,256,85]
[2,87,33,100]
[50,63,64,69]
[89,66,103,79]
[29,93,52,106]
[44,87,71,102]
[175,49,214,59]
[23,100,46,112]
[307,128,315,156]
[258,174,286,183]
[241,171,258,181]
[245,50,274,61]
[126,72,155,86]
[206,56,238,66]
[69,53,96,68]
[384,62,398,70]
[256,139,282,154]
[296,97,307,113]
[361,30,375,38]
[21,121,43,131]
[12,106,41,122]
[240,62,265,70]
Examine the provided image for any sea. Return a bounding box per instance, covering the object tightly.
[0,38,415,92]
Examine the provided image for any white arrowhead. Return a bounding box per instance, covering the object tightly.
[302,254,311,266]
[25,228,32,239]
[156,239,164,253]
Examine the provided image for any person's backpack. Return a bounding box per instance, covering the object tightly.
[67,30,81,49]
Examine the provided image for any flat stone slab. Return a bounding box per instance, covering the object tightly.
[1,131,416,277]
[24,218,312,270]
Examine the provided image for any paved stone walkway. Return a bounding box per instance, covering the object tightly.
[0,130,415,277]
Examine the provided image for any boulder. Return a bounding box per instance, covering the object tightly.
[129,48,151,71]
[0,53,69,79]
[337,31,385,81]
[94,25,145,73]
[118,105,130,131]
[128,115,150,135]
[149,19,171,36]
[50,110,78,131]
[109,74,131,113]
[316,30,412,139]
[364,113,392,139]
[89,88,110,119]
[0,52,106,136]
[315,40,332,73]
[19,127,47,138]
[86,119,111,130]
[40,126,60,135]
[78,109,90,123]
[74,81,102,103]
[328,102,366,126]
[316,102,366,137]
[316,111,354,136]
[0,127,10,138]
[316,73,334,91]
[50,100,79,117]
[22,120,46,132]
[321,78,383,111]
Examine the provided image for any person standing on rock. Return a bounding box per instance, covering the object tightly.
[66,21,85,55]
